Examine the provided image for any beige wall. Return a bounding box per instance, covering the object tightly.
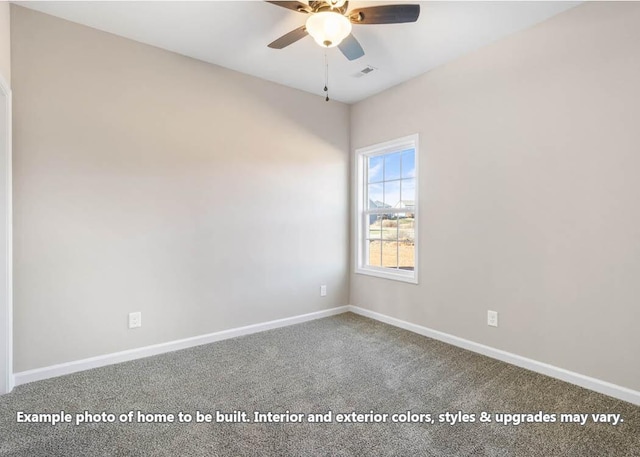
[10,1,640,394]
[0,0,9,394]
[11,6,350,372]
[351,2,640,392]
[0,1,9,85]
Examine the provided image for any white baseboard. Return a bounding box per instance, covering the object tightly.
[13,303,640,406]
[347,305,640,406]
[13,305,349,387]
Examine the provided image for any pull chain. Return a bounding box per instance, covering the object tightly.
[324,50,329,102]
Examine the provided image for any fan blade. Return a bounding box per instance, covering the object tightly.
[338,34,365,61]
[268,26,308,49]
[266,1,310,14]
[350,5,420,24]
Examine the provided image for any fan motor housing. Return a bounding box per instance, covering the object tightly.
[310,1,349,14]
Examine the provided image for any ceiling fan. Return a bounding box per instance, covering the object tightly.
[266,1,420,61]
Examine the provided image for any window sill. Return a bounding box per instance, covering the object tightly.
[355,267,418,284]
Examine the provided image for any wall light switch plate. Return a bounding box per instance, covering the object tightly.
[129,312,142,329]
[320,285,327,297]
[487,310,498,327]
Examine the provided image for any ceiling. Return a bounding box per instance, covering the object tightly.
[16,1,580,104]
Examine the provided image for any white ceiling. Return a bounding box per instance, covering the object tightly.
[17,1,580,104]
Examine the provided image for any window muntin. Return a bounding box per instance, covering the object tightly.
[356,135,418,283]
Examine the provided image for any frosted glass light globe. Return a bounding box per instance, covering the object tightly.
[306,12,352,48]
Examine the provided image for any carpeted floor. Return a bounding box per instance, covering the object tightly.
[0,312,638,456]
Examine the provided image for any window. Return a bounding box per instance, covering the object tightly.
[355,134,418,283]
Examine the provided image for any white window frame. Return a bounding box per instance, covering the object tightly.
[354,134,419,284]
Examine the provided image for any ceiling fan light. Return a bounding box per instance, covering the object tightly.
[305,12,352,48]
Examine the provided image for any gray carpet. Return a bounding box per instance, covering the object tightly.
[0,313,638,456]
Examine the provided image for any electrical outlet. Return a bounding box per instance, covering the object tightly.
[320,285,327,297]
[487,310,498,327]
[129,312,142,329]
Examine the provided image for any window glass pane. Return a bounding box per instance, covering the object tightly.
[380,216,398,241]
[382,241,399,269]
[399,236,415,271]
[368,240,382,267]
[368,183,384,209]
[400,179,416,208]
[384,181,400,208]
[398,215,414,271]
[384,153,401,181]
[368,156,384,183]
[401,149,416,178]
[398,216,415,241]
[368,214,382,239]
